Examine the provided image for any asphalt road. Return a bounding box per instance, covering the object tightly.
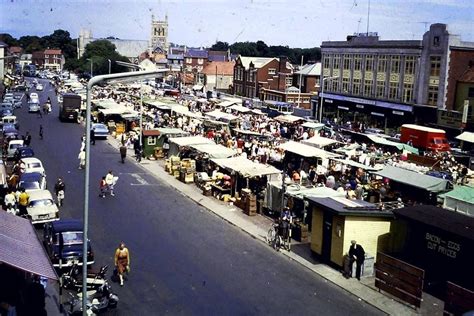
[18,78,383,315]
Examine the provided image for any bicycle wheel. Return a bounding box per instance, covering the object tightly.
[266,227,276,245]
[273,235,283,251]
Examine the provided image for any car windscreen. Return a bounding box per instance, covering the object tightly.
[19,181,40,190]
[29,198,54,207]
[10,144,22,149]
[55,232,84,245]
[27,162,42,168]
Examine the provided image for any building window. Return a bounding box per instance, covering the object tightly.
[286,77,292,86]
[324,79,330,91]
[333,54,341,69]
[403,83,413,103]
[186,58,192,64]
[343,55,352,70]
[268,68,276,75]
[428,86,438,105]
[433,36,440,47]
[342,77,350,93]
[365,55,374,72]
[377,55,388,73]
[430,56,441,77]
[389,82,399,100]
[376,82,385,98]
[354,54,362,71]
[353,78,361,95]
[249,71,255,82]
[332,79,339,92]
[468,87,474,98]
[323,56,330,69]
[197,58,203,65]
[390,55,400,73]
[404,56,416,75]
[364,79,373,97]
[147,137,156,146]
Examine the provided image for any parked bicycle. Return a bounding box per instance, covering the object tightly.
[266,217,292,251]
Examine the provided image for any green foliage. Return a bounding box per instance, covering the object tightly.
[0,33,18,46]
[214,40,321,64]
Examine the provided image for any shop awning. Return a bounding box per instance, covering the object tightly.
[439,185,474,215]
[217,100,240,108]
[251,109,265,115]
[191,144,237,159]
[212,156,281,178]
[0,212,58,280]
[372,165,450,192]
[169,135,215,147]
[302,122,325,130]
[274,115,304,124]
[332,158,382,171]
[279,141,340,159]
[205,110,239,121]
[144,100,171,110]
[456,131,474,144]
[366,134,419,154]
[171,105,203,118]
[302,136,341,148]
[229,104,251,113]
[192,84,203,91]
[233,128,263,136]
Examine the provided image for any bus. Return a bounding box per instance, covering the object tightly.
[263,101,294,118]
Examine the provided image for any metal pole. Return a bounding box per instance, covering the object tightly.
[297,55,303,108]
[140,81,143,147]
[90,59,93,77]
[108,59,111,74]
[367,0,371,35]
[82,81,92,315]
[319,77,325,123]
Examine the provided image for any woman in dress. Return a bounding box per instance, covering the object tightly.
[114,242,130,286]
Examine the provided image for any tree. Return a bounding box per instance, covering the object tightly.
[0,33,18,46]
[18,36,42,53]
[210,41,229,51]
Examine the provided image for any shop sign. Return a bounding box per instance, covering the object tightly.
[425,232,460,259]
[393,111,404,116]
[371,112,384,117]
[338,106,349,110]
[437,110,462,129]
[324,99,333,104]
[356,104,365,109]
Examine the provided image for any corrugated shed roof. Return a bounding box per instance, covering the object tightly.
[0,212,58,280]
[439,185,474,204]
[295,63,321,76]
[185,49,208,58]
[201,61,235,76]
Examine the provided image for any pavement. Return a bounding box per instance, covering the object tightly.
[106,137,435,316]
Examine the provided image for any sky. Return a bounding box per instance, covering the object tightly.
[1,0,473,48]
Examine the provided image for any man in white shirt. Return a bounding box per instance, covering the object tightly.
[105,170,115,196]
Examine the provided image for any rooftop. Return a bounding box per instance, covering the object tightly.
[306,196,394,217]
[201,61,235,76]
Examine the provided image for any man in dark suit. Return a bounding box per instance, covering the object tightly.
[349,240,365,280]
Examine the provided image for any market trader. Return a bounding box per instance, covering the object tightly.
[349,240,365,281]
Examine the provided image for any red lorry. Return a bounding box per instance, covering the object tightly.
[400,124,451,152]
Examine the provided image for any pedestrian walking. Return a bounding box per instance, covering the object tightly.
[37,108,42,118]
[24,132,32,147]
[114,242,130,286]
[91,128,96,145]
[348,240,365,281]
[54,177,65,207]
[105,170,115,196]
[99,176,107,198]
[78,150,86,169]
[17,188,29,217]
[39,125,43,140]
[119,145,127,163]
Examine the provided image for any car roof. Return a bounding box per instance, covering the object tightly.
[51,219,84,232]
[21,157,42,164]
[20,172,43,180]
[28,189,53,200]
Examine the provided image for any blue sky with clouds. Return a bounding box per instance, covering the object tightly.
[1,0,473,47]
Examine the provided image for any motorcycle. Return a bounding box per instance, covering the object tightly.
[66,282,118,315]
[62,264,108,291]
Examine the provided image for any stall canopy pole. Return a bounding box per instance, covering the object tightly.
[281,170,286,212]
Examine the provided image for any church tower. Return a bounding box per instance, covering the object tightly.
[150,14,169,53]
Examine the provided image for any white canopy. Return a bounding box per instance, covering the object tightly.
[212,156,281,178]
[171,105,203,118]
[302,122,325,130]
[274,114,304,124]
[205,110,239,121]
[191,144,237,159]
[279,141,340,159]
[456,131,474,144]
[229,104,251,113]
[168,136,215,157]
[302,136,340,148]
[217,100,239,108]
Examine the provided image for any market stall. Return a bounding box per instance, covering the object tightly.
[302,136,341,149]
[142,128,189,158]
[439,185,474,216]
[168,136,215,157]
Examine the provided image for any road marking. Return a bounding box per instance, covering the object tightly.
[130,173,150,186]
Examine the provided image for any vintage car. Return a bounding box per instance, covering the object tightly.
[26,189,59,224]
[20,157,45,175]
[91,123,109,139]
[18,172,46,192]
[43,219,95,268]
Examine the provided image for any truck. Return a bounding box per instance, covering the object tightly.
[400,124,451,152]
[59,93,81,122]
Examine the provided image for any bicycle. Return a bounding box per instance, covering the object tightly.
[266,222,283,251]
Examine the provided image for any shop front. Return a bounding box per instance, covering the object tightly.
[321,93,414,132]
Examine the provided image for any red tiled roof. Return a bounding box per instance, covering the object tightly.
[9,46,22,54]
[44,49,62,55]
[201,61,235,76]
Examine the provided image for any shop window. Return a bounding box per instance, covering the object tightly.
[430,56,441,77]
[428,86,438,105]
[147,137,156,146]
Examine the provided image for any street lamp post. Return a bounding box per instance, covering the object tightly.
[108,59,112,74]
[86,58,93,77]
[82,70,168,315]
[319,75,339,123]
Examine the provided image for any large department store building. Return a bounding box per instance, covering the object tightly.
[320,23,474,132]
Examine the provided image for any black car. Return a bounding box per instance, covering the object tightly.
[43,219,95,268]
[14,146,35,161]
[2,124,19,137]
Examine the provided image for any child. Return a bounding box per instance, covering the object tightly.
[99,176,107,198]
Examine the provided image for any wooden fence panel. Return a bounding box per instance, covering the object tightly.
[444,282,474,316]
